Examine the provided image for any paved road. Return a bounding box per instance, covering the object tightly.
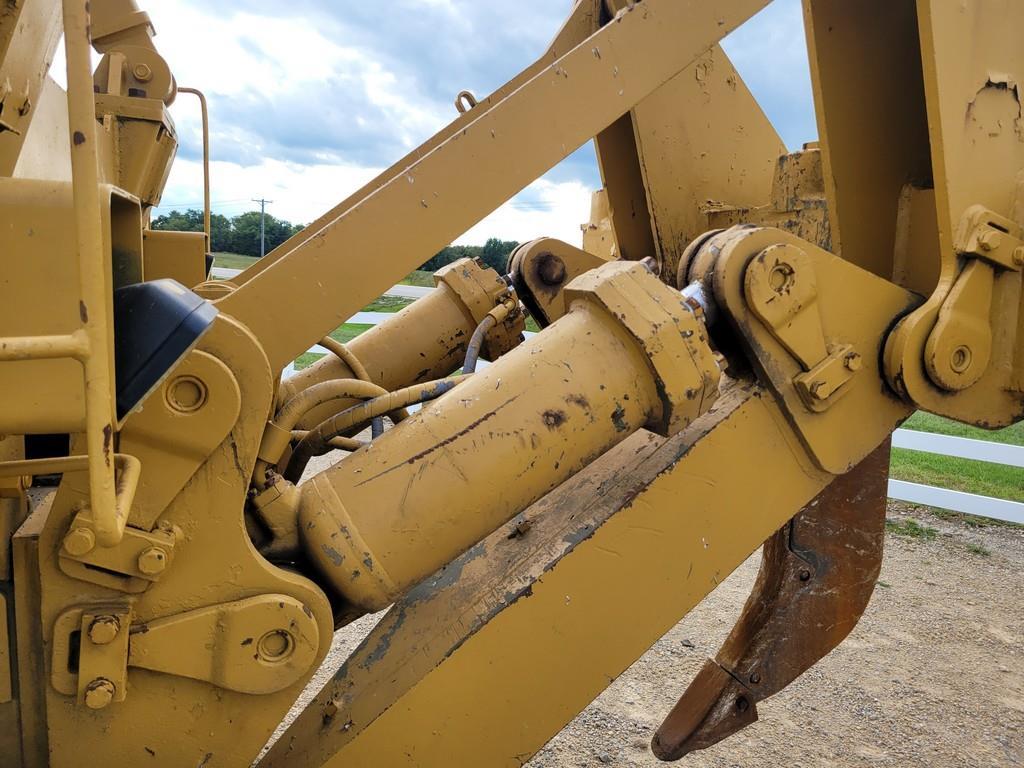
[209,267,432,300]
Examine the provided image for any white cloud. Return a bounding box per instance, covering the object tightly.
[457,179,592,247]
[160,155,591,249]
[49,1,814,250]
[147,1,594,247]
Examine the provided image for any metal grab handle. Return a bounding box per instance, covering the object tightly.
[0,454,141,546]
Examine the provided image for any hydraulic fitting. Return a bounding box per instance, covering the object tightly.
[277,258,525,428]
[299,261,721,613]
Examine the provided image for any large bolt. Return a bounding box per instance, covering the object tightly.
[132,63,153,82]
[83,678,116,710]
[950,345,973,374]
[1013,246,1024,267]
[978,231,1002,252]
[809,380,829,401]
[536,253,567,286]
[257,630,295,663]
[137,546,168,576]
[167,376,207,413]
[63,527,95,557]
[88,616,121,646]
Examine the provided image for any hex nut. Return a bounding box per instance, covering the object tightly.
[843,352,863,372]
[137,546,168,576]
[84,678,116,710]
[1014,246,1024,267]
[63,527,96,557]
[978,231,1002,252]
[133,63,153,82]
[88,616,121,646]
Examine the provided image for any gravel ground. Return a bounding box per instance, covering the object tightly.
[277,496,1024,767]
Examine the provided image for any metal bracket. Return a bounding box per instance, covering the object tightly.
[58,512,178,594]
[51,605,131,710]
[509,238,611,328]
[128,594,320,695]
[743,243,858,410]
[922,206,1024,392]
[705,226,916,474]
[955,205,1024,272]
[51,595,320,708]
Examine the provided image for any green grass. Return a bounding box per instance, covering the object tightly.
[890,412,1024,503]
[885,518,938,540]
[401,270,435,287]
[364,296,415,313]
[966,542,992,557]
[889,449,1024,502]
[292,323,375,371]
[212,252,259,271]
[328,323,374,345]
[900,411,1024,446]
[294,352,326,371]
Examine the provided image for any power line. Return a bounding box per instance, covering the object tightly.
[252,198,274,258]
[156,197,251,209]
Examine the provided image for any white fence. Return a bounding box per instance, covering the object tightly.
[291,304,1024,526]
[889,430,1024,525]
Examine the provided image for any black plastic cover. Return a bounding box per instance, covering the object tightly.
[113,279,218,419]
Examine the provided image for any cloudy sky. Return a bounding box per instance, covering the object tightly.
[99,0,817,245]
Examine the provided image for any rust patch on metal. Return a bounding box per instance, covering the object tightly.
[541,409,567,429]
[652,440,891,760]
[611,403,628,432]
[72,130,86,146]
[320,544,344,568]
[79,300,89,323]
[102,424,113,467]
[565,393,591,410]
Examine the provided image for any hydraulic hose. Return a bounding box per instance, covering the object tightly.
[284,375,471,483]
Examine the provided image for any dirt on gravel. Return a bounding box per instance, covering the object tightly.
[277,502,1024,767]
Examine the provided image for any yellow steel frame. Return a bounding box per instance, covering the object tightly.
[0,0,1021,766]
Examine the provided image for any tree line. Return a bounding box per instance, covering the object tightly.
[151,209,304,258]
[152,208,520,272]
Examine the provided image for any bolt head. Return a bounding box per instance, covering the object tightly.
[978,231,1002,252]
[63,527,95,557]
[536,253,567,286]
[88,616,121,646]
[132,63,153,82]
[83,678,116,710]
[843,352,863,372]
[137,546,168,576]
[809,380,828,400]
[950,345,973,374]
[1014,246,1024,267]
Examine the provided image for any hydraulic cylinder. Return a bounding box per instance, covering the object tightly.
[277,258,524,428]
[299,261,722,612]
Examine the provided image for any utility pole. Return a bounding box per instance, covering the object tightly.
[251,198,274,258]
